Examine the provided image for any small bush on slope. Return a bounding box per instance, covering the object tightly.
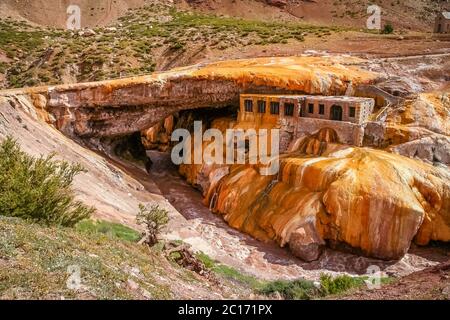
[382,23,394,34]
[136,203,169,246]
[319,274,366,296]
[0,136,94,227]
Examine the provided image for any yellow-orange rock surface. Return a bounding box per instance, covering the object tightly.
[386,92,449,142]
[203,147,450,261]
[383,92,450,164]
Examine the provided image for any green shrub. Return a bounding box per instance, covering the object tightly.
[259,279,318,300]
[0,137,94,226]
[319,273,365,296]
[169,41,185,51]
[136,203,169,246]
[382,23,394,34]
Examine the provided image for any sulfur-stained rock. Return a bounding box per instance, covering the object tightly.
[291,127,341,156]
[365,92,450,165]
[206,147,450,261]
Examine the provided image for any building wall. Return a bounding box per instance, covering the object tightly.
[239,94,374,149]
[239,95,299,128]
[240,95,374,125]
[299,98,369,124]
[294,118,365,146]
[302,98,374,124]
[434,15,450,33]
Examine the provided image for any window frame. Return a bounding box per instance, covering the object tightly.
[257,100,266,114]
[244,99,253,113]
[349,106,356,118]
[308,103,314,114]
[270,101,280,115]
[319,104,325,115]
[284,102,295,117]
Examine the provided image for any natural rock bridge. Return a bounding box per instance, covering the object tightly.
[0,56,449,262]
[1,56,379,138]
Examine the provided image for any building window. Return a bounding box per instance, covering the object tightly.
[308,103,314,114]
[349,107,356,118]
[331,105,343,121]
[270,101,280,115]
[284,103,294,117]
[319,104,325,115]
[257,100,266,114]
[244,99,253,112]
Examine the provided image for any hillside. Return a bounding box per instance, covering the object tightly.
[185,0,444,32]
[338,261,450,300]
[1,1,450,90]
[0,0,445,31]
[0,216,254,299]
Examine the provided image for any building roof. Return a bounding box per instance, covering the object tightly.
[441,12,450,19]
[240,93,374,103]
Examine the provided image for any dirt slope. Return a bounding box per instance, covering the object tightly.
[0,0,148,27]
[184,0,444,31]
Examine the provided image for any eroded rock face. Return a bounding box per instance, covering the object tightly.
[2,56,448,263]
[141,115,175,152]
[387,93,449,137]
[288,221,325,262]
[364,92,450,165]
[389,136,450,165]
[205,148,450,261]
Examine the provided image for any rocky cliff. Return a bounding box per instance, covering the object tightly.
[136,59,449,263]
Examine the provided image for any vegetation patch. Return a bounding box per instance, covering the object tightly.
[0,137,94,227]
[75,219,141,242]
[0,216,175,299]
[193,248,396,300]
[196,251,261,289]
[194,251,390,299]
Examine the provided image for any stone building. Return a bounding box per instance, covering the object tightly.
[434,12,450,33]
[239,94,374,124]
[238,94,375,149]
